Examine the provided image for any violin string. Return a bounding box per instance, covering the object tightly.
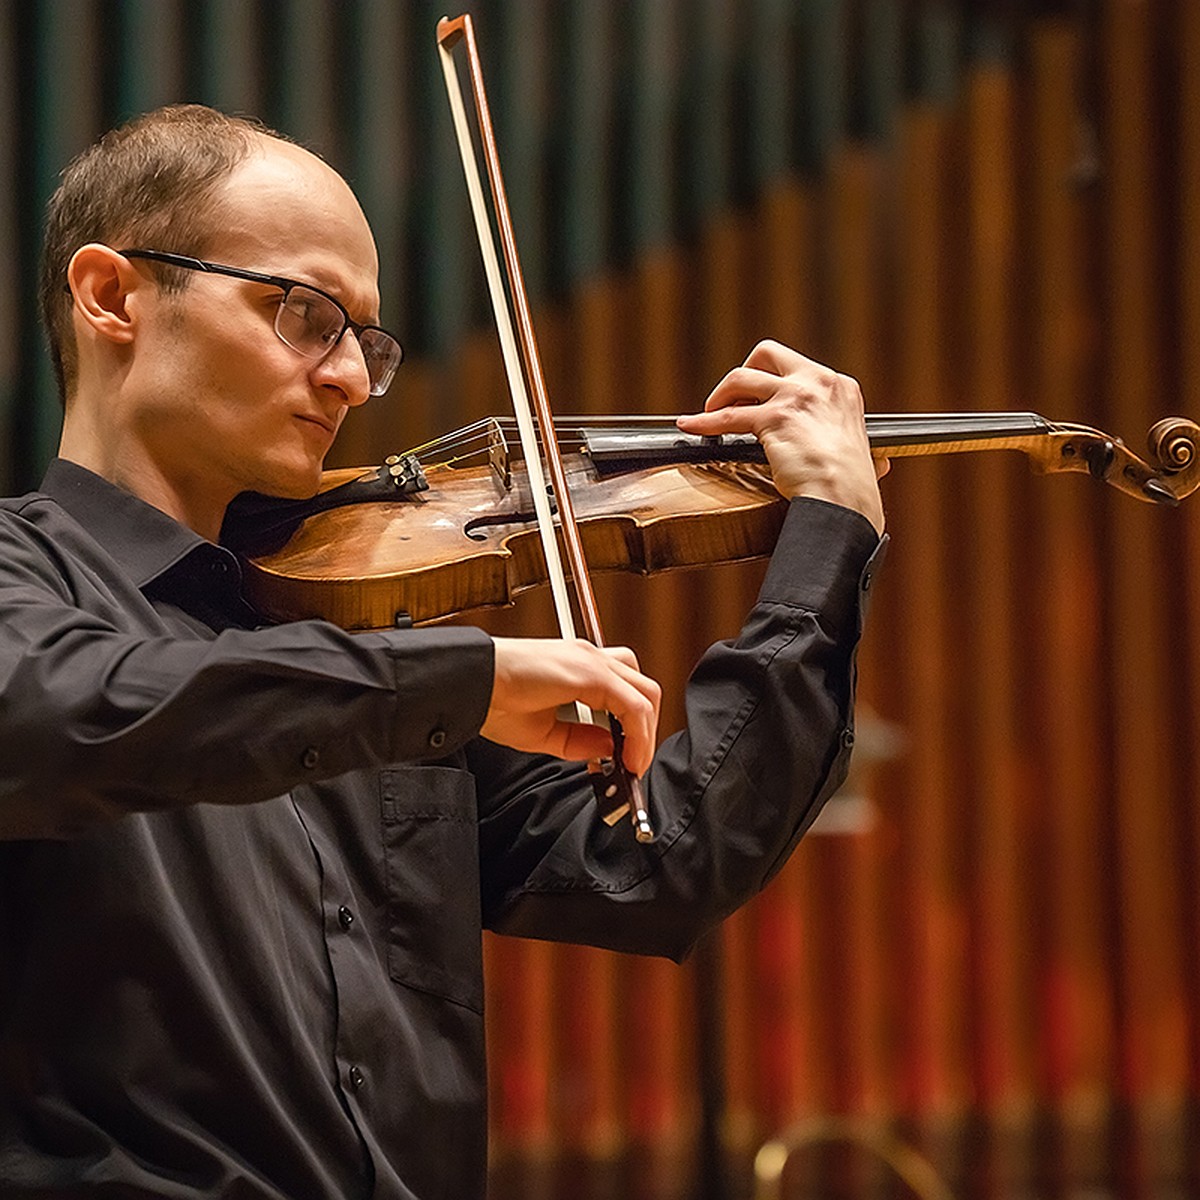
[403,422,489,464]
[403,416,680,468]
[396,412,1047,470]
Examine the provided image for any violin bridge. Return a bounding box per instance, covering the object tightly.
[486,417,512,489]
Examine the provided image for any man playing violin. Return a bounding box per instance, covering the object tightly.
[0,105,885,1199]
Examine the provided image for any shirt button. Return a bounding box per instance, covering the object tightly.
[338,905,355,930]
[861,570,873,591]
[349,1065,366,1090]
[841,727,856,750]
[301,747,320,769]
[428,728,446,750]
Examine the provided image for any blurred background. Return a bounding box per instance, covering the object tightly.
[4,1,1200,1197]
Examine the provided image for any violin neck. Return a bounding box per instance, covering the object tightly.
[572,411,1060,475]
[865,411,1055,458]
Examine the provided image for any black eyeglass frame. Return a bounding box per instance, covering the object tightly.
[118,248,403,396]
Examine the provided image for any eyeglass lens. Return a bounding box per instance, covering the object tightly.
[276,286,401,397]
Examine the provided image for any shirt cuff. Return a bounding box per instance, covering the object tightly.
[756,496,888,632]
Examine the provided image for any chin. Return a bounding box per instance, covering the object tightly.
[252,456,325,500]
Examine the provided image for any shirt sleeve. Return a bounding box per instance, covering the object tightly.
[470,496,886,962]
[0,512,494,840]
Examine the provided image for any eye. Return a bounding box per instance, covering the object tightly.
[283,291,319,322]
[281,287,343,345]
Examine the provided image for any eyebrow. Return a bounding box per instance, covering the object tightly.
[285,265,380,326]
[280,274,383,333]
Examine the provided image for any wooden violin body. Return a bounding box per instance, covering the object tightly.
[237,454,784,630]
[226,413,1200,631]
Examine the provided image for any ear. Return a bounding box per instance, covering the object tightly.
[66,244,145,346]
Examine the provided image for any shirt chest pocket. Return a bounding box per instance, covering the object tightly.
[380,766,484,1013]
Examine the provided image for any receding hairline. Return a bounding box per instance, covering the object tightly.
[181,134,381,291]
[189,132,364,227]
[40,106,304,403]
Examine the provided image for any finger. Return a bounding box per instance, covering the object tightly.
[601,644,640,673]
[603,650,661,715]
[551,718,617,764]
[600,653,662,771]
[704,343,835,410]
[544,701,656,776]
[559,641,661,722]
[741,338,812,376]
[510,647,658,772]
[676,401,770,438]
[592,677,659,776]
[874,456,891,479]
[520,710,637,772]
[488,638,660,771]
[700,366,785,412]
[508,714,616,764]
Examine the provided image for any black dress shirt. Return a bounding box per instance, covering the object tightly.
[0,459,883,1199]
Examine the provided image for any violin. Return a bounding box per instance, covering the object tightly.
[223,410,1200,631]
[227,11,1200,842]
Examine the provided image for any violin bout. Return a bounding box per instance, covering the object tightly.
[237,457,787,630]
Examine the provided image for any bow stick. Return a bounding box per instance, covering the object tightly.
[438,13,654,842]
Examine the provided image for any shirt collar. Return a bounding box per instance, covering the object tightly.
[40,458,221,589]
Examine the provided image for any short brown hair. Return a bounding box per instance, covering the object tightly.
[39,104,291,402]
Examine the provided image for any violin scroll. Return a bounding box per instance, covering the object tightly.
[1147,417,1198,475]
[1046,417,1200,505]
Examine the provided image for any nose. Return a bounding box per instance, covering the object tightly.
[311,328,372,408]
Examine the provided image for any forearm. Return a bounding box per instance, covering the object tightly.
[478,498,885,958]
[0,617,493,839]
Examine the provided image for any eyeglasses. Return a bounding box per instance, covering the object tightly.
[119,249,404,397]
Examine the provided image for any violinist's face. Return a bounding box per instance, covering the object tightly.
[118,135,379,526]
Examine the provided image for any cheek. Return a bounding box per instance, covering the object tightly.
[194,336,301,421]
[140,303,312,446]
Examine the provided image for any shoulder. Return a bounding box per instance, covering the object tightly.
[0,490,69,544]
[0,488,75,539]
[0,486,54,514]
[0,491,89,594]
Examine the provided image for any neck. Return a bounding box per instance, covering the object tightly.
[58,413,229,543]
